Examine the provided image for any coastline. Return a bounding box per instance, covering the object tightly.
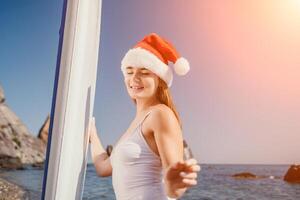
[0,177,28,200]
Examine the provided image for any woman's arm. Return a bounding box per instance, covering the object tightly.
[150,105,200,199]
[89,118,113,177]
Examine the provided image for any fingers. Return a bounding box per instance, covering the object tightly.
[184,159,201,172]
[182,178,197,186]
[180,171,197,179]
[180,169,198,188]
[185,158,198,166]
[189,164,201,172]
[172,159,201,172]
[165,159,200,190]
[88,117,97,143]
[90,117,97,132]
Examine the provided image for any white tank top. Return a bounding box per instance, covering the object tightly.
[110,111,176,200]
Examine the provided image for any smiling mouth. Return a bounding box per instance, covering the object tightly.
[130,86,144,89]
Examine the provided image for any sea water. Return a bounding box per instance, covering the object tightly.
[1,164,300,199]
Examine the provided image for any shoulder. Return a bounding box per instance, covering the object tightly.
[151,103,174,116]
[148,104,180,132]
[150,104,175,122]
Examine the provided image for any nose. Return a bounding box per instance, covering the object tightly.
[132,71,141,82]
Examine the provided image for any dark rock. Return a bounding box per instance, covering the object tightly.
[38,115,50,144]
[31,161,44,169]
[232,172,258,179]
[106,145,113,157]
[284,164,300,183]
[0,85,4,103]
[0,155,23,170]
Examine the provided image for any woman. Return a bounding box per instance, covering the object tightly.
[89,33,200,199]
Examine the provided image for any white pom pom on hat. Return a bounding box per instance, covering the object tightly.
[121,33,190,87]
[174,57,190,76]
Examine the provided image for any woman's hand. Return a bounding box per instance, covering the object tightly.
[164,158,200,197]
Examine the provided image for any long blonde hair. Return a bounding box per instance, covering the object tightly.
[132,77,182,129]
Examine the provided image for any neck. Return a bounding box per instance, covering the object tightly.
[135,96,160,117]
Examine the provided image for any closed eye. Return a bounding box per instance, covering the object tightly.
[141,70,150,74]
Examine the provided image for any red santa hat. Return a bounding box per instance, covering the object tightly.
[121,33,190,87]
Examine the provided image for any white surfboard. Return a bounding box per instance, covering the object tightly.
[41,0,102,199]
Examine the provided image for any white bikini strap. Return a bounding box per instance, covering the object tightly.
[140,110,152,126]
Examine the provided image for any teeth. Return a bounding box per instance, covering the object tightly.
[131,86,143,89]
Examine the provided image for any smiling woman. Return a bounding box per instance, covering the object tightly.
[89,33,200,200]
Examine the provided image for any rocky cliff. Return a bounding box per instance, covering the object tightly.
[0,85,46,169]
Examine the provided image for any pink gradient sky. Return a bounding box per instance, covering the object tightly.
[170,0,300,164]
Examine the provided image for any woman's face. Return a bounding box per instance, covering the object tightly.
[124,66,159,100]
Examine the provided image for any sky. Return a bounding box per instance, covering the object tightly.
[0,0,299,164]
